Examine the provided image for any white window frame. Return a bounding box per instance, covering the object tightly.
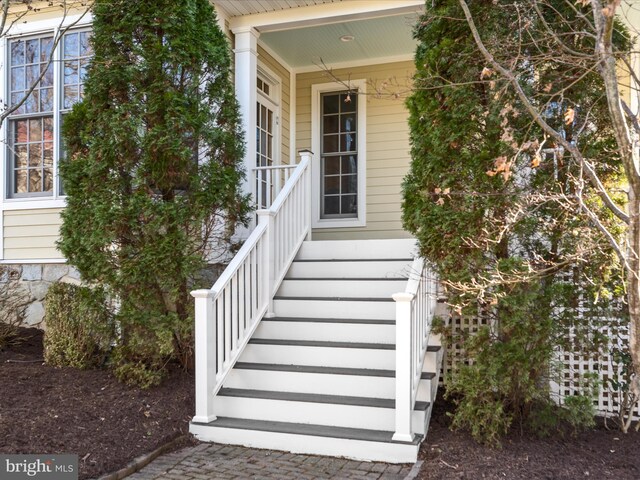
[311,79,367,229]
[0,13,92,212]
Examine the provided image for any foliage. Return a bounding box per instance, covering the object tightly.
[405,0,627,442]
[43,282,114,369]
[58,0,249,386]
[0,266,30,349]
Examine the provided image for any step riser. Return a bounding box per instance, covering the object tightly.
[296,239,417,260]
[274,299,396,320]
[278,279,405,298]
[255,321,395,343]
[215,396,426,433]
[242,344,396,369]
[190,423,420,463]
[242,344,440,371]
[423,351,439,373]
[225,369,397,399]
[286,261,411,279]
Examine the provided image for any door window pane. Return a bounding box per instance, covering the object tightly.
[320,91,358,218]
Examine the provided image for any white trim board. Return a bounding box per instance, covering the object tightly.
[228,0,424,33]
[0,258,66,265]
[293,54,414,74]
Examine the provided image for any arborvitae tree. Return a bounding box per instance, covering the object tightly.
[404,0,628,443]
[59,0,248,387]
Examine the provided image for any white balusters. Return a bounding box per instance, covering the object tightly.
[393,258,437,441]
[191,152,312,422]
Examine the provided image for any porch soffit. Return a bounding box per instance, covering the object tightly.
[213,1,423,70]
[259,14,420,70]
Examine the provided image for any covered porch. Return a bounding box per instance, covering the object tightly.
[213,0,423,240]
[188,1,441,463]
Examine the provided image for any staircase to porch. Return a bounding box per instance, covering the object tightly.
[189,153,443,463]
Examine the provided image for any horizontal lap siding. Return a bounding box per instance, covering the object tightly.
[296,61,415,240]
[258,45,291,165]
[3,208,64,260]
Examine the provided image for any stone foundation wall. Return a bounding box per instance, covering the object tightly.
[0,263,224,329]
[0,264,81,327]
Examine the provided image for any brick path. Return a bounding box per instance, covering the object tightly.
[126,443,421,480]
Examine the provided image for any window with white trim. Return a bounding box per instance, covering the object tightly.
[6,29,92,198]
[320,91,358,218]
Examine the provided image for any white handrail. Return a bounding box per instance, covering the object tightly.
[191,151,313,424]
[392,257,437,441]
[253,164,298,210]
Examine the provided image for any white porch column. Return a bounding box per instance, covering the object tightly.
[233,26,260,208]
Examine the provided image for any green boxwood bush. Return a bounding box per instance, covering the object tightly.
[44,283,114,369]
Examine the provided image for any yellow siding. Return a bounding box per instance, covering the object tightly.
[3,209,63,260]
[258,45,291,165]
[295,61,415,240]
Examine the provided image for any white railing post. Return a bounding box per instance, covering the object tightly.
[299,149,313,240]
[392,292,414,442]
[256,209,276,317]
[191,288,217,424]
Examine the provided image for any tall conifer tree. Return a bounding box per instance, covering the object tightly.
[404,1,627,441]
[59,0,248,386]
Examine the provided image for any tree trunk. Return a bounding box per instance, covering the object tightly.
[627,188,640,403]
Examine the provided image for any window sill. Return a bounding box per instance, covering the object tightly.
[1,197,66,211]
[312,217,366,229]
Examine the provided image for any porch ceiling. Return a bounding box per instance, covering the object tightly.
[260,13,420,69]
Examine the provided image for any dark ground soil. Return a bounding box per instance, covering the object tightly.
[2,328,640,480]
[0,328,196,479]
[419,391,640,480]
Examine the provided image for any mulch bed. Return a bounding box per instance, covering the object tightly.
[419,391,640,479]
[0,328,196,479]
[3,328,640,480]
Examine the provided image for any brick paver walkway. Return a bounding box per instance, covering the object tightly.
[126,443,421,480]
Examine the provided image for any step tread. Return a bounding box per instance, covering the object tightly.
[219,388,430,411]
[248,338,442,353]
[282,277,407,281]
[293,258,413,263]
[235,362,436,381]
[274,296,394,302]
[193,416,422,445]
[248,338,395,349]
[262,317,395,325]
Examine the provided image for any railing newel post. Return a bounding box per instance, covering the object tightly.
[393,291,415,442]
[191,288,217,424]
[299,149,313,241]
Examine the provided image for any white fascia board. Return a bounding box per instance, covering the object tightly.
[229,0,424,33]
